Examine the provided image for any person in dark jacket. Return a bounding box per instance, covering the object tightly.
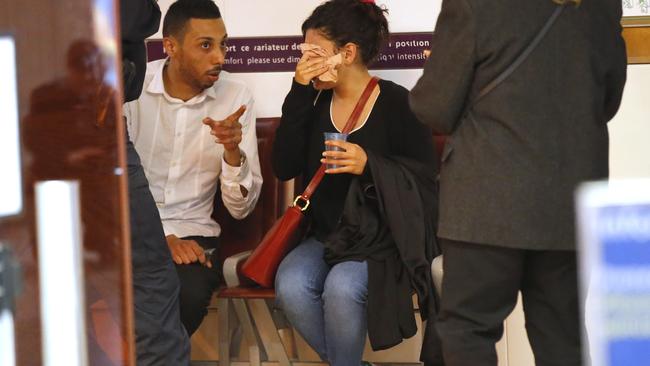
[272,1,439,365]
[409,0,627,365]
[120,0,190,364]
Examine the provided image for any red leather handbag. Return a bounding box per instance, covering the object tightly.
[240,77,380,288]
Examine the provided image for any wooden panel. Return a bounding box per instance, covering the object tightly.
[0,0,133,365]
[623,26,650,64]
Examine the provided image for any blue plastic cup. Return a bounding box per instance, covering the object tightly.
[323,132,349,169]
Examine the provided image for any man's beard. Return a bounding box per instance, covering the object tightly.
[180,65,213,91]
[207,66,221,77]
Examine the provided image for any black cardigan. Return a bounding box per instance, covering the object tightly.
[325,153,441,360]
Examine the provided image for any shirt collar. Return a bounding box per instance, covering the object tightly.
[146,58,219,103]
[146,58,167,95]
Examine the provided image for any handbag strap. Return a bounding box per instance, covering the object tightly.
[293,76,379,210]
[470,4,564,108]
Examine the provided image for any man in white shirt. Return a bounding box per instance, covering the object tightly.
[124,0,262,336]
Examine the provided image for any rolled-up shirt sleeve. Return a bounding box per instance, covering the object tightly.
[219,95,262,219]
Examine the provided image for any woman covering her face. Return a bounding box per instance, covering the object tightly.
[272,1,441,365]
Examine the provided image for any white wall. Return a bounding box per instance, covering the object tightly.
[153,0,441,37]
[609,64,650,178]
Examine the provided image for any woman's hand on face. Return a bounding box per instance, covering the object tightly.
[295,52,329,86]
[321,140,368,175]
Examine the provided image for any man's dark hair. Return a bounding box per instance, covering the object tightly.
[162,0,222,39]
[302,0,389,65]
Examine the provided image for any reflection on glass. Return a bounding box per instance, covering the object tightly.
[0,36,23,218]
[93,0,119,89]
[23,38,125,366]
[1,0,130,365]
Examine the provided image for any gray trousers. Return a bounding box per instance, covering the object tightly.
[436,239,582,366]
[127,138,190,366]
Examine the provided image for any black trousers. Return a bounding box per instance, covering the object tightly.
[128,139,190,366]
[436,239,582,366]
[176,236,222,336]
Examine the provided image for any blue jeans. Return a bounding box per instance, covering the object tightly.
[275,237,368,366]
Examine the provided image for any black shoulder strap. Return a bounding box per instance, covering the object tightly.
[471,5,565,107]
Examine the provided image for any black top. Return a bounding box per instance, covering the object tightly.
[273,79,436,240]
[120,0,161,102]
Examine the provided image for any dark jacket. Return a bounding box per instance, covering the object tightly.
[325,152,441,359]
[120,0,161,102]
[409,0,627,250]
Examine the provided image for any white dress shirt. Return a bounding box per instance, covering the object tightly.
[124,59,262,238]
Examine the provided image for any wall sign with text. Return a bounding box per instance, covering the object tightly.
[146,33,432,72]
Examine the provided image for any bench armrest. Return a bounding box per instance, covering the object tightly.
[431,255,443,297]
[222,250,252,287]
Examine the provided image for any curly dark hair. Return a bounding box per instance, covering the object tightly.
[302,0,389,65]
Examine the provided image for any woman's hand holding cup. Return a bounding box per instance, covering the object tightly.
[321,137,368,175]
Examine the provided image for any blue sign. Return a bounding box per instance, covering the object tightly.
[577,181,650,366]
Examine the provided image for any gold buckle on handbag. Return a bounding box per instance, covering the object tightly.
[292,196,310,211]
